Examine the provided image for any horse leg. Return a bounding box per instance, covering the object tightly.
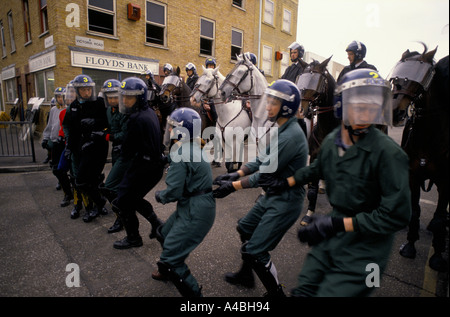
[399,178,421,259]
[300,181,319,226]
[426,181,449,272]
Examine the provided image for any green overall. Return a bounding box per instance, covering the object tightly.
[239,117,308,264]
[158,140,216,294]
[292,126,411,296]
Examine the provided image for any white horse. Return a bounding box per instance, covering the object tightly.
[191,65,252,172]
[219,54,269,144]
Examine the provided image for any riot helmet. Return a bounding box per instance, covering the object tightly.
[167,107,202,141]
[185,62,197,73]
[205,57,216,69]
[119,77,148,114]
[259,79,301,123]
[163,63,173,75]
[54,87,66,107]
[288,42,305,61]
[101,79,121,108]
[346,41,367,61]
[334,68,392,132]
[72,75,97,102]
[65,80,76,106]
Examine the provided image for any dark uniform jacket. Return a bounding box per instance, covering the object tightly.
[186,73,199,91]
[281,62,304,83]
[337,61,377,83]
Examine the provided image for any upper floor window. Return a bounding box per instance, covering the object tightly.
[88,0,116,36]
[263,0,274,26]
[23,0,32,43]
[39,0,48,34]
[262,44,273,75]
[232,0,244,8]
[146,1,166,46]
[200,18,215,56]
[231,28,243,60]
[282,8,291,33]
[1,21,6,57]
[7,11,16,53]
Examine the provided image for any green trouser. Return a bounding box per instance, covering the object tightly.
[291,231,394,297]
[104,156,132,193]
[159,194,215,295]
[237,193,302,265]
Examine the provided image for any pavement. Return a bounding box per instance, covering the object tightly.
[0,128,448,310]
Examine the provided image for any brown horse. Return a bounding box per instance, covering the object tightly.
[390,44,449,272]
[295,57,340,225]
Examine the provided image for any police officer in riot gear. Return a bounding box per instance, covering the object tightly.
[185,63,199,91]
[281,42,305,83]
[112,77,165,249]
[62,74,109,222]
[213,79,308,297]
[337,41,377,83]
[152,107,216,297]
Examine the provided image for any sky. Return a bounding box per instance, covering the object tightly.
[297,0,449,78]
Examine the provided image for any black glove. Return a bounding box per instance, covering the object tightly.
[91,131,106,142]
[213,181,236,198]
[64,147,72,160]
[155,191,162,203]
[213,172,240,185]
[258,173,289,195]
[80,118,95,129]
[297,216,345,246]
[41,139,48,149]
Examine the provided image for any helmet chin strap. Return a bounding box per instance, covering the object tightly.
[344,125,369,144]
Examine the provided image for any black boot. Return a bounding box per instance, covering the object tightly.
[108,217,123,234]
[113,235,143,249]
[136,200,163,240]
[60,193,73,207]
[70,204,81,219]
[224,261,255,288]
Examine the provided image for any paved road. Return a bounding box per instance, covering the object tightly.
[0,126,448,308]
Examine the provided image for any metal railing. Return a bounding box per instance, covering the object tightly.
[0,120,36,162]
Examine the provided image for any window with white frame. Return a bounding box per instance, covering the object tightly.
[282,8,291,33]
[5,78,17,102]
[262,45,273,75]
[200,18,215,56]
[88,0,116,36]
[35,70,54,101]
[7,11,15,53]
[232,0,244,9]
[280,50,289,76]
[146,1,166,46]
[231,28,243,60]
[1,21,6,57]
[39,0,48,34]
[263,0,274,25]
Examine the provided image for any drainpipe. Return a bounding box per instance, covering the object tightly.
[257,0,262,69]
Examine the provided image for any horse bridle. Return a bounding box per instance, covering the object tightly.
[192,75,219,102]
[300,71,333,118]
[222,61,258,99]
[160,75,190,104]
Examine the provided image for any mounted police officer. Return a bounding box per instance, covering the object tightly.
[259,69,411,296]
[337,41,377,83]
[213,79,308,297]
[142,69,161,108]
[185,62,199,91]
[112,77,165,249]
[62,74,109,222]
[163,63,173,77]
[202,57,219,125]
[152,107,216,297]
[281,42,305,83]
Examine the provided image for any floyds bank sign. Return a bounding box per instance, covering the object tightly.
[70,48,159,75]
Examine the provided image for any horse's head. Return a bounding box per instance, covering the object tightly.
[159,66,182,104]
[296,56,333,117]
[389,43,437,126]
[190,66,221,104]
[219,54,255,102]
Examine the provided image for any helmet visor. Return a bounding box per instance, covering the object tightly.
[104,91,120,108]
[118,88,145,114]
[65,84,76,106]
[342,85,392,127]
[74,83,97,102]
